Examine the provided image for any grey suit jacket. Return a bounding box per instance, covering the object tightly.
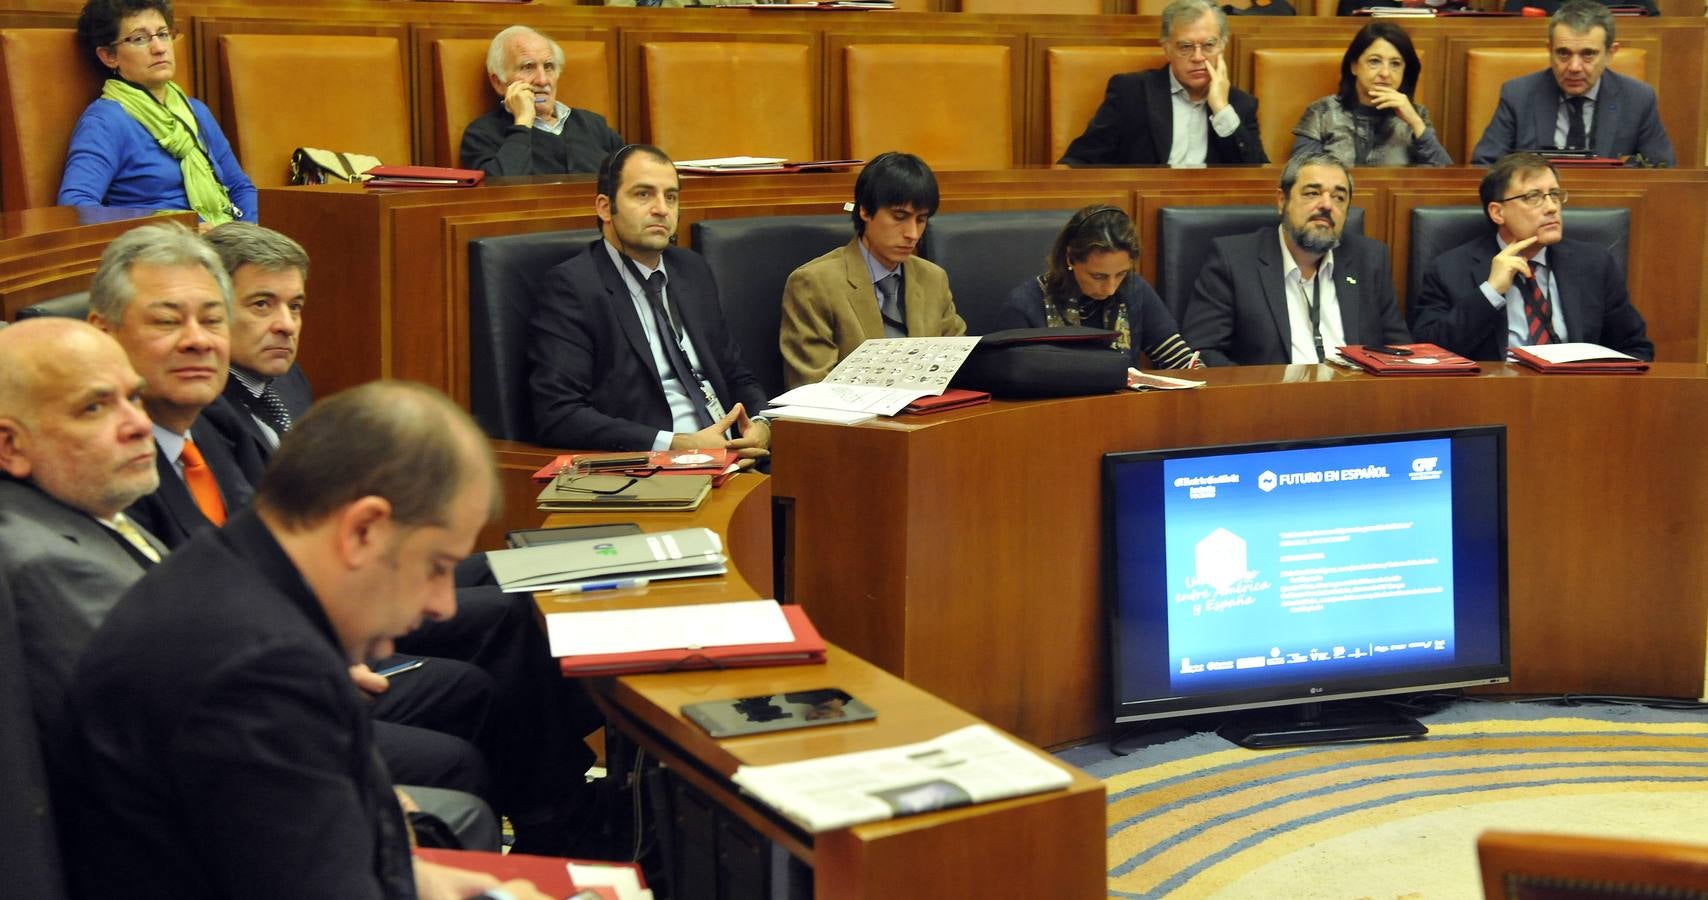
[1470,68,1674,166]
[0,478,160,734]
[778,239,967,389]
[1181,227,1411,366]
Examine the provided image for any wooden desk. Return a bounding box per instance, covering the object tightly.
[0,207,193,320]
[772,363,1708,748]
[535,475,1106,899]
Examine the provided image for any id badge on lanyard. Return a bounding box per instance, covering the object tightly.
[699,377,730,438]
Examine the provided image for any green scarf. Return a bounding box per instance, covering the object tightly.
[100,78,235,225]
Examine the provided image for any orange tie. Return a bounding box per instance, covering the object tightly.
[180,439,227,526]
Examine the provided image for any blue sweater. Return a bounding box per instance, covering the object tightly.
[58,97,259,222]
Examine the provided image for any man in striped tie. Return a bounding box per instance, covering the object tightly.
[1410,152,1652,362]
[204,223,313,452]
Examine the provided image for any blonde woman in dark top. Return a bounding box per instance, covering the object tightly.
[996,205,1201,369]
[1291,22,1452,167]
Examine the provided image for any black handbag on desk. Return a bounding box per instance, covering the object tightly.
[950,327,1130,399]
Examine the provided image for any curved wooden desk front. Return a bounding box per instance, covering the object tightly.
[537,475,1106,899]
[772,363,1708,749]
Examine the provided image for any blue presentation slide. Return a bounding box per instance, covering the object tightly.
[1161,438,1456,690]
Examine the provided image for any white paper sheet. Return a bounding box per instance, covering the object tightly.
[545,598,793,657]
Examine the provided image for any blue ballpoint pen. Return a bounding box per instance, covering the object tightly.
[560,577,651,594]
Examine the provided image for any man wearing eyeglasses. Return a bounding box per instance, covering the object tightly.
[460,25,624,176]
[1410,152,1652,362]
[1058,0,1266,167]
[1469,0,1673,166]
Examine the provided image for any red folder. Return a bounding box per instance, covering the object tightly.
[558,604,827,677]
[412,848,648,898]
[902,388,991,414]
[363,165,485,188]
[1336,343,1480,376]
[531,449,737,485]
[1508,345,1649,374]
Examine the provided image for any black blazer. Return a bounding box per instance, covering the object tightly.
[1059,65,1267,166]
[211,364,314,483]
[528,240,769,450]
[123,406,258,551]
[1409,234,1653,362]
[1181,227,1411,366]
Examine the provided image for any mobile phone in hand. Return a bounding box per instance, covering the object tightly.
[373,656,426,679]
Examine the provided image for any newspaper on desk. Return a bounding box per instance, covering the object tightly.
[729,724,1073,832]
[768,336,982,418]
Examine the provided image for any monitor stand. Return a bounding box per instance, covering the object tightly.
[1215,700,1427,749]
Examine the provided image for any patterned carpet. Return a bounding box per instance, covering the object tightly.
[1063,701,1708,899]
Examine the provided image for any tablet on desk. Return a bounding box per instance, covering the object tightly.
[684,688,875,738]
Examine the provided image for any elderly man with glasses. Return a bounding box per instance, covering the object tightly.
[1410,152,1652,362]
[1058,0,1266,167]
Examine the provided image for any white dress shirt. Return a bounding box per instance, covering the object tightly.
[1277,225,1346,364]
[1166,68,1241,168]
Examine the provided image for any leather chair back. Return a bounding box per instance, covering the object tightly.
[0,28,190,211]
[219,34,412,188]
[1155,204,1366,322]
[1463,47,1647,162]
[961,0,1102,12]
[691,214,849,398]
[1407,205,1629,308]
[918,208,1076,335]
[1252,48,1343,166]
[844,44,1012,170]
[1046,46,1166,164]
[467,228,603,441]
[644,42,812,161]
[16,292,90,320]
[433,37,613,168]
[0,575,68,900]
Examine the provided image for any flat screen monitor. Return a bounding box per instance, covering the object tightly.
[1103,426,1510,747]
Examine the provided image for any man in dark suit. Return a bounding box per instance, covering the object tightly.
[529,143,771,458]
[56,382,549,899]
[205,222,607,856]
[1182,153,1411,366]
[1059,0,1266,167]
[1410,153,1652,361]
[1470,0,1674,165]
[460,25,624,177]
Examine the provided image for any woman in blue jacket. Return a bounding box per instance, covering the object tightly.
[58,0,256,224]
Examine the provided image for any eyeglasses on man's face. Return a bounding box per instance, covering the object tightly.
[112,28,178,50]
[1171,39,1223,58]
[1499,189,1569,209]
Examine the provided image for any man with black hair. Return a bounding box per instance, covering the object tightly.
[1410,152,1651,361]
[528,143,771,455]
[778,150,967,389]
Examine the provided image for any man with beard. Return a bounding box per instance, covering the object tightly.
[1181,153,1410,366]
[1409,152,1650,361]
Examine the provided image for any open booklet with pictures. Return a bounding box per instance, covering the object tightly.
[768,336,983,421]
[729,724,1073,832]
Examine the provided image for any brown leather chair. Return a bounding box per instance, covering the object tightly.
[0,28,190,211]
[845,43,1012,169]
[1047,45,1167,164]
[1252,48,1344,165]
[643,42,813,161]
[218,34,412,188]
[433,37,613,168]
[1477,830,1708,898]
[1463,47,1648,162]
[961,0,1103,13]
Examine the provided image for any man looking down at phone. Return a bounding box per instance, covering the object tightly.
[1058,0,1266,167]
[56,381,550,900]
[1409,152,1651,362]
[460,25,624,177]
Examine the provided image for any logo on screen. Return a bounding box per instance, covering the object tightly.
[1258,470,1277,493]
[1409,457,1442,481]
[1194,528,1249,592]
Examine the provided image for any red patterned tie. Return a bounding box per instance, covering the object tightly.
[1521,271,1554,346]
[180,440,227,526]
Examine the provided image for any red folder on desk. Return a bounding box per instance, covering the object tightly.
[1337,343,1480,375]
[363,165,485,188]
[558,604,827,677]
[902,388,991,414]
[413,848,649,898]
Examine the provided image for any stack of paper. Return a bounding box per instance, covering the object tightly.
[486,527,726,593]
[730,724,1072,832]
[545,599,827,675]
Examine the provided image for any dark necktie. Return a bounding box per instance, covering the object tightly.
[637,268,714,430]
[876,272,907,338]
[1565,96,1588,150]
[241,382,293,436]
[1519,266,1556,346]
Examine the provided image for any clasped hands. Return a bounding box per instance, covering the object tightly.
[671,402,770,469]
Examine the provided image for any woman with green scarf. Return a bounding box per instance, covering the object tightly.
[58,0,257,225]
